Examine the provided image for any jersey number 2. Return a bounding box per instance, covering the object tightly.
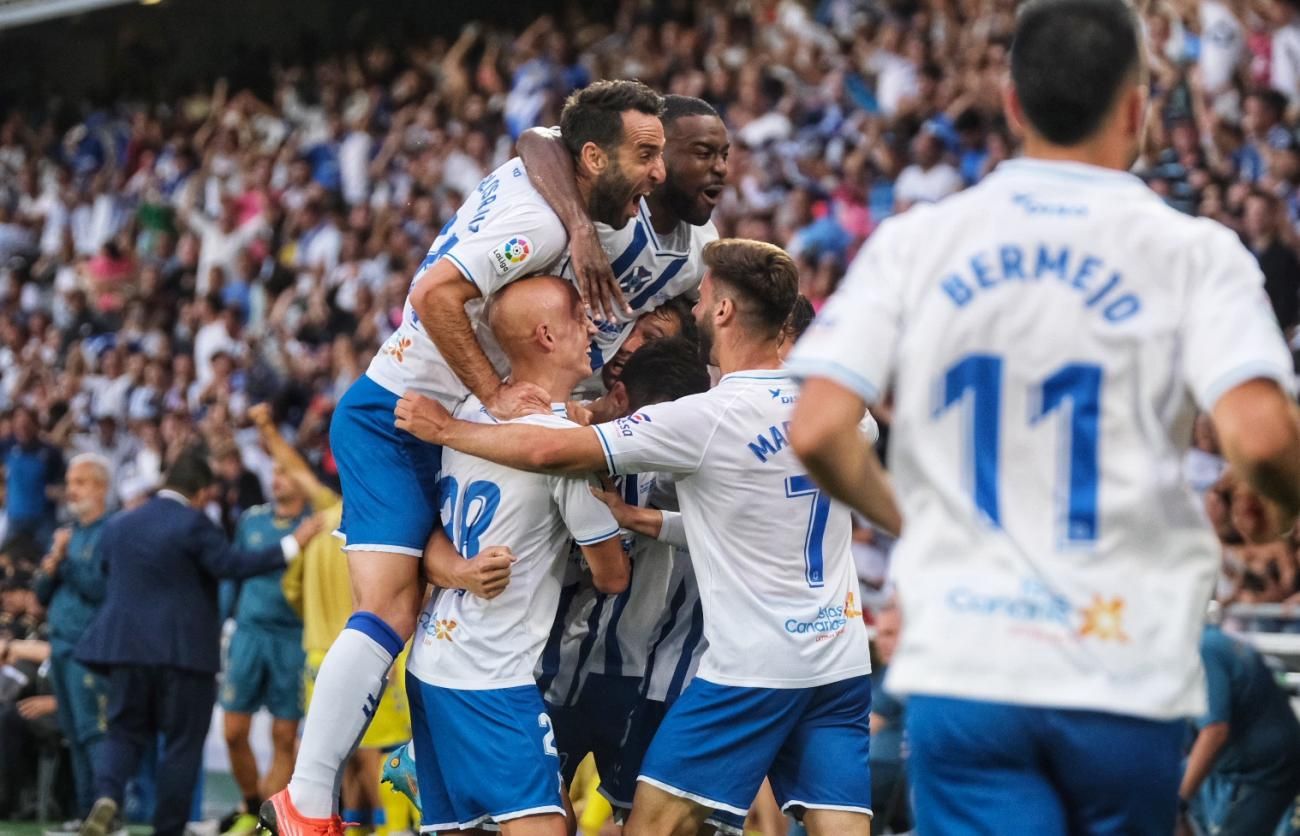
[935,354,1102,543]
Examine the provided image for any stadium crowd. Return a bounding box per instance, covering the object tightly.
[2,0,1300,832]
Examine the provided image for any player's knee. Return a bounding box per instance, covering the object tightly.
[271,720,299,752]
[223,715,251,748]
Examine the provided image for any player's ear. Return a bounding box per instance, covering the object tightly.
[535,322,554,352]
[608,382,629,416]
[715,296,735,327]
[579,141,608,177]
[1003,82,1026,140]
[1124,83,1148,141]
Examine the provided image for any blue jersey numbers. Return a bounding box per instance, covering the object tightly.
[935,354,1103,544]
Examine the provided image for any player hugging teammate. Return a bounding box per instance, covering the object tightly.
[259,1,1300,835]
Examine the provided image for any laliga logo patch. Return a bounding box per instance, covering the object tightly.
[490,236,532,275]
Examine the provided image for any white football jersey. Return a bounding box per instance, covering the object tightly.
[538,471,675,705]
[366,158,569,406]
[406,398,621,689]
[787,158,1296,720]
[593,370,874,689]
[567,200,717,374]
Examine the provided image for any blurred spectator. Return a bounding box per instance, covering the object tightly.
[1244,187,1300,332]
[1,406,64,549]
[31,453,111,820]
[219,463,312,834]
[869,604,911,835]
[1180,622,1300,836]
[74,450,319,836]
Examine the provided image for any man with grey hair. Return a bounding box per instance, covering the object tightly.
[32,452,113,822]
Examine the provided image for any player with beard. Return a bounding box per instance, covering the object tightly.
[262,80,666,836]
[395,239,897,836]
[519,94,729,396]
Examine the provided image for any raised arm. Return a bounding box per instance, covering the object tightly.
[790,378,902,537]
[395,393,607,474]
[517,126,623,321]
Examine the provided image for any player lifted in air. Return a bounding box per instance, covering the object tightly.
[261,79,667,836]
[396,238,899,836]
[788,0,1300,832]
[406,275,626,836]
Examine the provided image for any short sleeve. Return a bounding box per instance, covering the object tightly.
[591,393,720,476]
[785,222,905,405]
[441,202,569,298]
[1197,632,1233,728]
[550,474,621,546]
[1182,224,1297,410]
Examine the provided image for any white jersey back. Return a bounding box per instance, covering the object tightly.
[594,370,873,689]
[366,158,569,406]
[567,200,717,375]
[787,158,1296,720]
[538,471,675,704]
[407,398,620,690]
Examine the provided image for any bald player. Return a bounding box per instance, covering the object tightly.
[403,276,627,836]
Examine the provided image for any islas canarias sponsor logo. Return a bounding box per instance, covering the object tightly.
[785,591,863,641]
[417,610,460,644]
[946,579,1128,643]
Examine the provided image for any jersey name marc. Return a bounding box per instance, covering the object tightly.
[592,370,872,689]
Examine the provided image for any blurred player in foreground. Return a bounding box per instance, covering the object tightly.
[787,0,1300,832]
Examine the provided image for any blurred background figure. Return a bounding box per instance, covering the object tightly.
[31,454,111,824]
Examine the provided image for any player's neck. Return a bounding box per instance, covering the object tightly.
[716,335,783,376]
[644,192,681,235]
[505,359,577,405]
[1020,134,1133,173]
[275,498,305,521]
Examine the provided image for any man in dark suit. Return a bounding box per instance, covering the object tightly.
[76,450,321,836]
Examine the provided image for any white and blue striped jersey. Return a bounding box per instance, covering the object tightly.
[642,542,706,705]
[571,199,717,375]
[537,471,675,705]
[366,158,569,407]
[788,157,1297,720]
[407,398,621,690]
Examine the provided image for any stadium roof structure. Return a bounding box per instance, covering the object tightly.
[0,0,135,30]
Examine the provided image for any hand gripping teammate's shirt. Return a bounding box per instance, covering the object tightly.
[591,370,873,689]
[406,397,621,689]
[365,158,569,407]
[569,199,718,374]
[787,157,1297,721]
